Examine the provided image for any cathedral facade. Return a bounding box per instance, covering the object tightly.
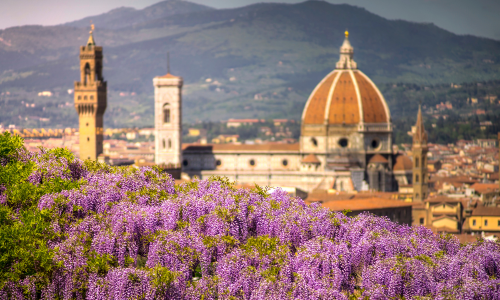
[160,32,413,192]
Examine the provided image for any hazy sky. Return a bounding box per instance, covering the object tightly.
[1,0,499,39]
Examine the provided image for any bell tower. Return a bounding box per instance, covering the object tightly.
[412,106,428,201]
[74,25,107,161]
[154,56,183,166]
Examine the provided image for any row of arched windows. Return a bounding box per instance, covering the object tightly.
[77,95,94,101]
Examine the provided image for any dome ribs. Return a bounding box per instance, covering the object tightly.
[354,72,388,123]
[328,71,359,125]
[303,71,338,125]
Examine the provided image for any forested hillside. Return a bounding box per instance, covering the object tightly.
[0,0,499,126]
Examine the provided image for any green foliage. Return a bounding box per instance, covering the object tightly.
[88,252,119,276]
[0,132,24,160]
[46,147,75,163]
[0,133,87,293]
[0,207,59,289]
[242,236,286,258]
[149,265,179,294]
[208,176,236,190]
[252,184,270,198]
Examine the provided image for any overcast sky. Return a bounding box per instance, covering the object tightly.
[1,0,499,40]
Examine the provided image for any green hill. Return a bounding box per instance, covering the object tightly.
[0,0,499,125]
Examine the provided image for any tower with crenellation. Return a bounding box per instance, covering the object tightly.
[74,26,107,161]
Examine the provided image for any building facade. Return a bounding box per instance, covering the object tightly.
[181,32,414,193]
[154,73,183,165]
[74,27,107,161]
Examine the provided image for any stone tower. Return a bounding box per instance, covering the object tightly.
[74,26,107,161]
[412,106,428,201]
[154,72,183,166]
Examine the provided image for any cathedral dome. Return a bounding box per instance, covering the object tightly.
[301,32,390,125]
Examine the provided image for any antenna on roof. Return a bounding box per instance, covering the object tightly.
[167,52,171,74]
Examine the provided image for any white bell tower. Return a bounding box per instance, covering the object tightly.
[153,67,183,166]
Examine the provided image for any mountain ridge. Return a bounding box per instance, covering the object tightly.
[0,0,499,124]
[63,0,215,30]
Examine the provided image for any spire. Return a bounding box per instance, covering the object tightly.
[87,24,96,46]
[336,30,357,70]
[167,52,171,74]
[413,105,428,144]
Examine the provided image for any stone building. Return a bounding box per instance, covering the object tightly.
[154,72,183,166]
[181,32,413,192]
[74,26,107,161]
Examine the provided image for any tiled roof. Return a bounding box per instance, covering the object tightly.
[321,198,411,212]
[471,205,500,216]
[393,155,413,171]
[302,70,389,125]
[158,73,180,79]
[471,183,499,194]
[368,154,388,164]
[302,154,321,164]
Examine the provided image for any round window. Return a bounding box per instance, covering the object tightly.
[311,138,318,147]
[216,159,222,166]
[249,159,256,166]
[183,159,189,166]
[338,138,348,148]
[282,159,288,167]
[371,139,380,149]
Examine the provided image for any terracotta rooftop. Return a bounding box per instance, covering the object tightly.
[157,73,180,79]
[305,190,397,204]
[302,154,321,164]
[471,205,500,216]
[320,198,411,212]
[368,154,388,164]
[470,183,499,194]
[425,196,466,203]
[302,69,389,125]
[393,155,413,171]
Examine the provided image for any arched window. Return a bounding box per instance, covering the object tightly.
[162,139,166,149]
[163,104,170,123]
[415,158,419,168]
[168,139,172,149]
[415,174,419,183]
[84,63,91,84]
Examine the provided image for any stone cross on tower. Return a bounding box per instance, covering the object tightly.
[154,57,183,166]
[412,105,428,201]
[74,25,107,161]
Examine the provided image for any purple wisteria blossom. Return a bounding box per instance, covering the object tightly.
[1,147,500,299]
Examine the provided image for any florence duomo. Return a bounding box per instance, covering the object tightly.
[2,1,500,297]
[182,31,411,194]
